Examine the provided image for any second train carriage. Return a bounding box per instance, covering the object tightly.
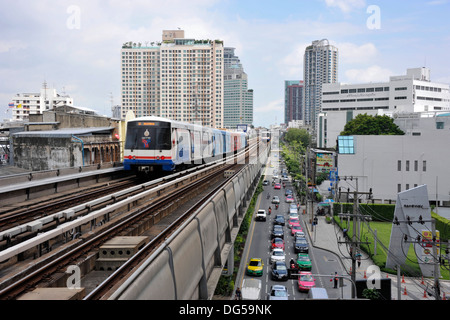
[123,116,247,172]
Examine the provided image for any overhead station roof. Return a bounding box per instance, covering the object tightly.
[13,127,114,138]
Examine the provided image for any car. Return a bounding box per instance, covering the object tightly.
[262,180,269,186]
[271,261,289,281]
[274,183,281,189]
[285,195,294,203]
[288,217,300,229]
[267,285,289,300]
[294,231,306,239]
[246,258,264,276]
[289,204,297,210]
[271,196,280,204]
[298,271,316,292]
[273,214,285,226]
[255,209,266,221]
[294,238,309,253]
[289,208,298,216]
[270,248,286,263]
[271,237,285,250]
[285,189,293,196]
[271,225,284,239]
[297,253,312,271]
[291,225,303,236]
[282,175,289,181]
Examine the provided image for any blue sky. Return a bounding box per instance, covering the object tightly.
[1,0,449,128]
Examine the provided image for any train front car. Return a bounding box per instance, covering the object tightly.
[124,118,175,173]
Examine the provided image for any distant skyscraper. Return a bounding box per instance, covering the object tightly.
[223,47,253,129]
[284,80,303,124]
[120,30,224,128]
[303,39,338,131]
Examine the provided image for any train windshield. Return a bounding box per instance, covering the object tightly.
[125,121,171,150]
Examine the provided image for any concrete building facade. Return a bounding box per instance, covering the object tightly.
[10,84,74,121]
[223,47,253,129]
[336,113,450,205]
[303,39,338,132]
[121,30,224,128]
[284,80,304,124]
[318,67,450,148]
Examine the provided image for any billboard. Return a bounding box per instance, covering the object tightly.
[316,153,334,173]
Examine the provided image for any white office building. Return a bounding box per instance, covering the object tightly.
[10,84,74,121]
[336,113,450,205]
[121,30,224,128]
[318,67,450,148]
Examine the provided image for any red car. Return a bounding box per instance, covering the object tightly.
[298,271,316,292]
[274,183,281,189]
[271,237,285,250]
[291,225,303,236]
[288,217,300,229]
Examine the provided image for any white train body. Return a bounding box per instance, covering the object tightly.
[123,116,247,172]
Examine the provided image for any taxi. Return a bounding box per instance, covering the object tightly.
[246,258,264,276]
[298,271,316,292]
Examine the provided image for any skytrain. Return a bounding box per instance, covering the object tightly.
[123,116,248,172]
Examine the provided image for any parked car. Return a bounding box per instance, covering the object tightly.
[246,258,264,276]
[271,261,289,281]
[270,248,286,263]
[272,196,280,204]
[271,225,284,239]
[267,285,289,300]
[273,214,285,226]
[298,271,316,292]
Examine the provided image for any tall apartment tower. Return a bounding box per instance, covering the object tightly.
[284,80,304,124]
[120,30,224,128]
[303,39,338,131]
[223,47,253,129]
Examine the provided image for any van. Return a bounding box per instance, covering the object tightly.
[308,287,329,299]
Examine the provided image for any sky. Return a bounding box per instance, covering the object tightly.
[1,0,449,128]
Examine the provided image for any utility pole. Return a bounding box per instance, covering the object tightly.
[337,178,372,299]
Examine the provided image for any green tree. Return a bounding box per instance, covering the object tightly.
[340,114,404,136]
[285,128,311,147]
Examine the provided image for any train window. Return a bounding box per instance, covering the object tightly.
[125,121,171,150]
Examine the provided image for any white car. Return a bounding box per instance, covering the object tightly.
[270,248,286,263]
[256,209,267,221]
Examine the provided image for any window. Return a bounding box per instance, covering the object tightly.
[414,160,418,171]
[397,160,401,171]
[338,136,355,154]
[436,122,444,129]
[398,184,401,193]
[406,160,410,171]
[423,161,427,172]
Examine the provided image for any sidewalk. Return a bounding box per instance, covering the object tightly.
[301,205,450,300]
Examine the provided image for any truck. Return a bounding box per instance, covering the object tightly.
[241,278,262,300]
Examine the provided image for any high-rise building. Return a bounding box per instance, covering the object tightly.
[121,30,224,128]
[284,80,304,124]
[10,83,73,121]
[303,39,338,131]
[223,47,253,129]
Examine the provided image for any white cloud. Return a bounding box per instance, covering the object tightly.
[324,0,366,13]
[336,42,378,64]
[344,65,394,83]
[0,40,27,53]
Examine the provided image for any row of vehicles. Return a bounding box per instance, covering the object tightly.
[246,168,316,299]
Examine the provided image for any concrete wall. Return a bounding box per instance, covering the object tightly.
[110,147,269,300]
